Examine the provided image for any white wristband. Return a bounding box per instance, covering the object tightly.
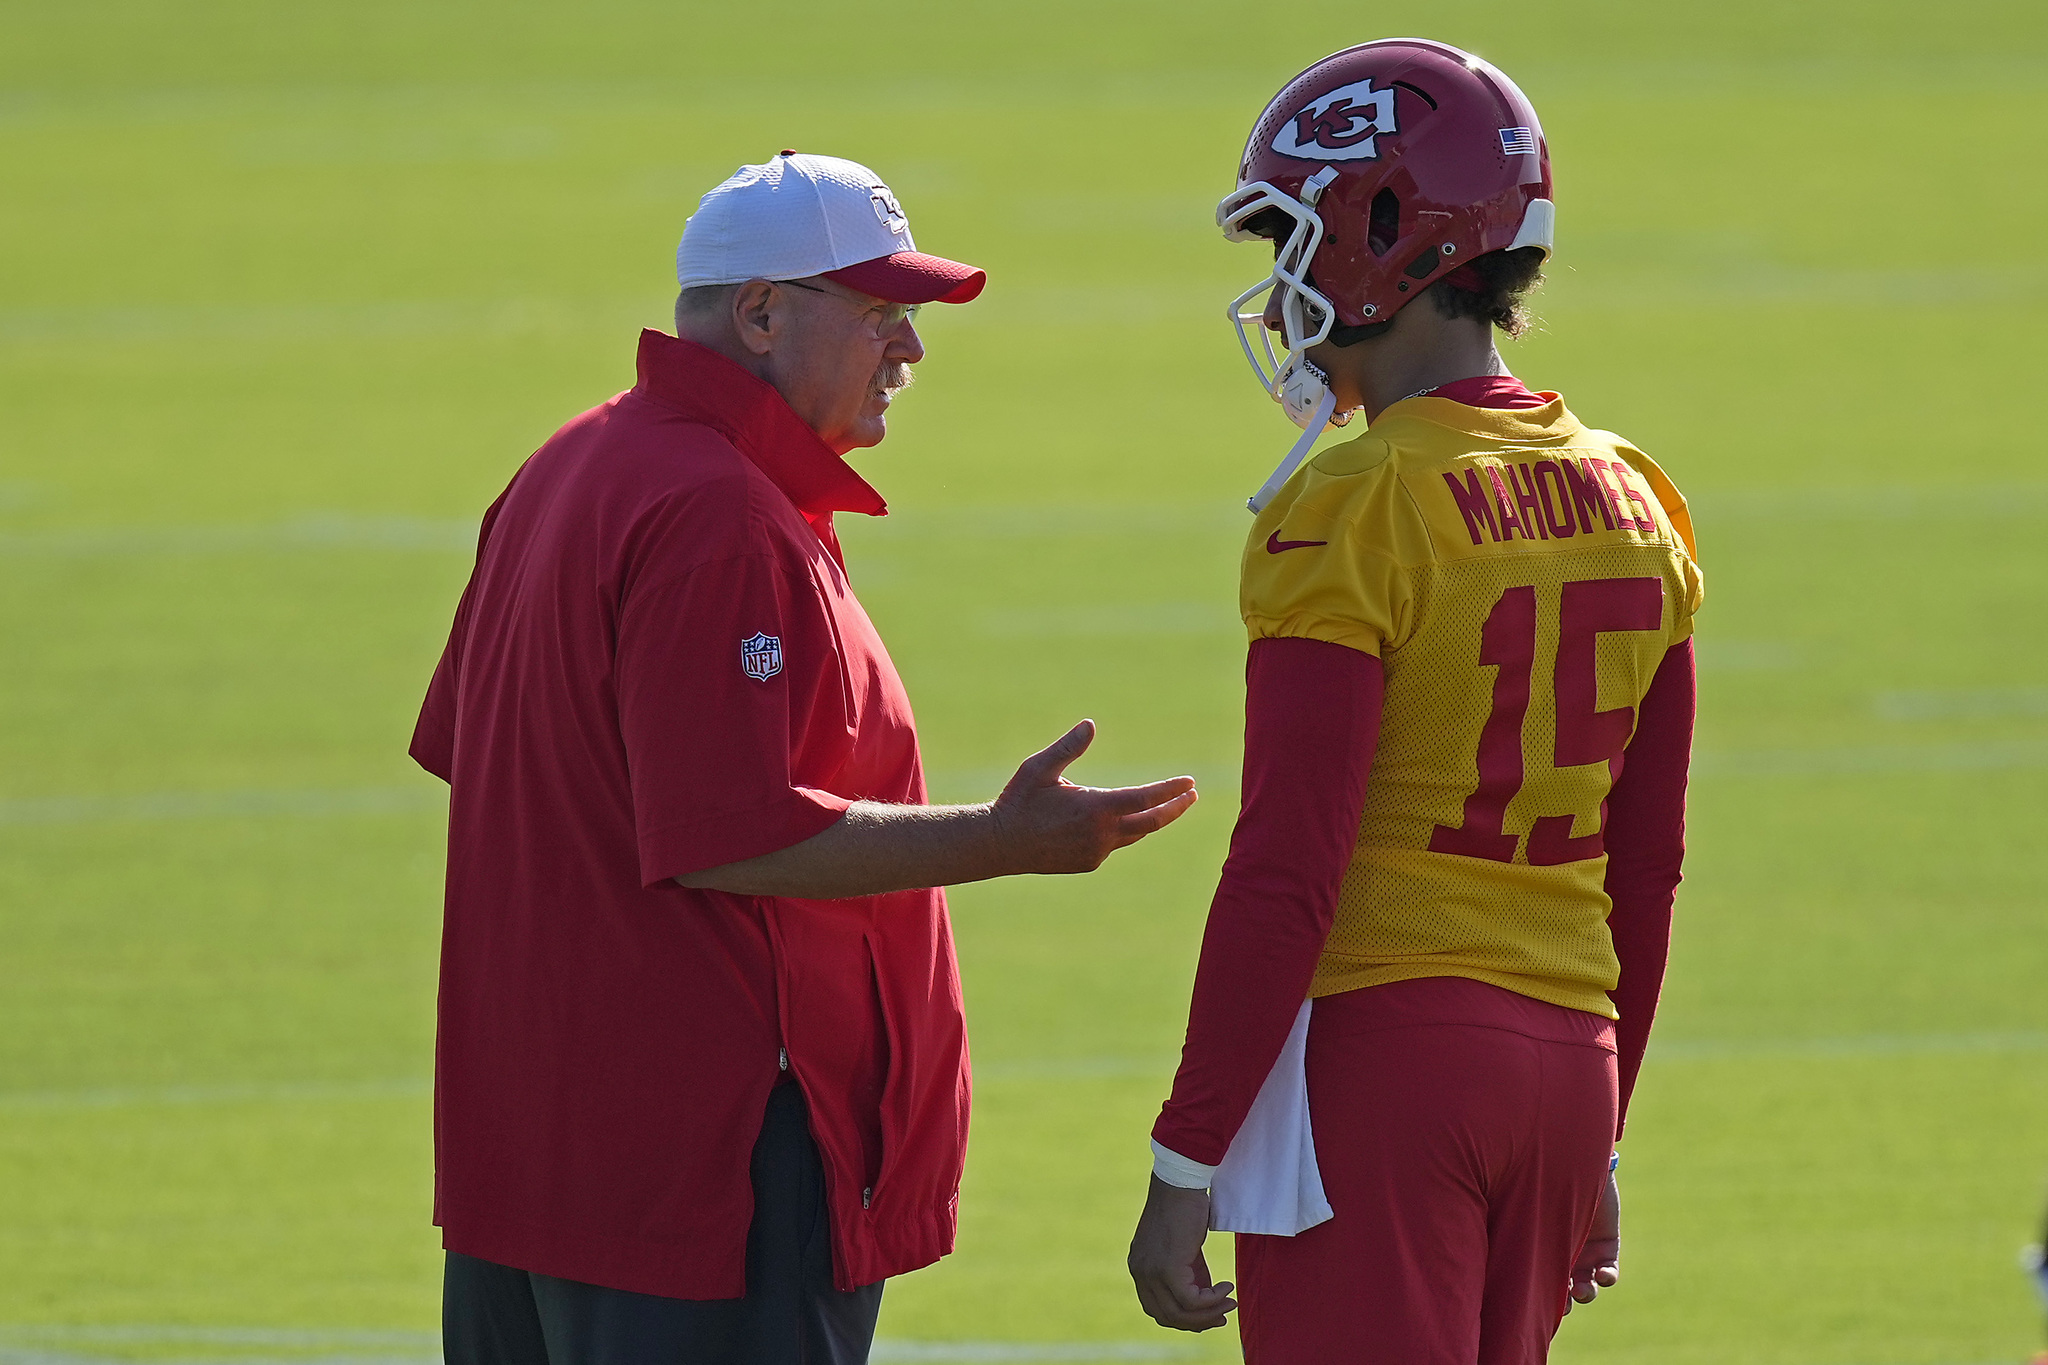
[1150,1139,1218,1191]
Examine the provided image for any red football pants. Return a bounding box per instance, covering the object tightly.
[1235,977,1617,1365]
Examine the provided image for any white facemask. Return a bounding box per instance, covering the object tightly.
[1216,167,1361,511]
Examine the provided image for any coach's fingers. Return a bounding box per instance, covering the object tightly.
[1096,775,1197,814]
[1113,787,1198,843]
[1569,1263,1618,1304]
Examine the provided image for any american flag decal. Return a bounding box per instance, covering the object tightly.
[1498,127,1537,156]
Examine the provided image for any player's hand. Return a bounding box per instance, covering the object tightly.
[1566,1169,1620,1310]
[1128,1177,1236,1332]
[992,721,1196,874]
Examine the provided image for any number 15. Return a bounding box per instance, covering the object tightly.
[1427,577,1663,866]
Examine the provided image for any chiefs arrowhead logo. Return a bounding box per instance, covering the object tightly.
[1271,78,1399,162]
[870,186,908,236]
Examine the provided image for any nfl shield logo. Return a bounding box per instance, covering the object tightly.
[740,632,783,682]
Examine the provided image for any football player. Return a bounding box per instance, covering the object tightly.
[1127,39,1702,1362]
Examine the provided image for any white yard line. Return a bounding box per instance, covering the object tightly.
[1693,740,2048,777]
[6,1034,2042,1113]
[0,1330,434,1347]
[0,1354,434,1365]
[0,516,476,556]
[0,298,652,349]
[0,1328,1191,1365]
[872,1345,1186,1363]
[0,788,444,826]
[9,731,2044,833]
[1,484,2044,563]
[0,1080,430,1111]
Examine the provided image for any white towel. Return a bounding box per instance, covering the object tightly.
[1207,1000,1333,1236]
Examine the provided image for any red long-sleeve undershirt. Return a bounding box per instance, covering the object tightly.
[1152,634,1697,1167]
[1604,636,1695,1126]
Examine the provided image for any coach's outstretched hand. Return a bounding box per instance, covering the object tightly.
[674,719,1192,899]
[1565,1169,1621,1310]
[1128,1177,1236,1332]
[992,720,1198,874]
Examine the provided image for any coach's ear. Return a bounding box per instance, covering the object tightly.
[732,279,784,357]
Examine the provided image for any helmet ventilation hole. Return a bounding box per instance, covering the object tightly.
[1367,190,1401,258]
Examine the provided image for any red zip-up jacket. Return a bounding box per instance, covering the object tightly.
[413,331,968,1297]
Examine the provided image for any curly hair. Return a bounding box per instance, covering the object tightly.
[1240,205,1546,345]
[1321,244,1547,346]
[1424,245,1546,339]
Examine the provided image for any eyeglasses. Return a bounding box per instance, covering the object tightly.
[784,280,920,339]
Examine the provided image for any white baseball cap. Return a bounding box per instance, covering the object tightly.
[677,151,986,305]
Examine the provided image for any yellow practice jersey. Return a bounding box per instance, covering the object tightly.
[1241,394,1703,1016]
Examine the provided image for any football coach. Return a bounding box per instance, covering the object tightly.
[410,151,1199,1365]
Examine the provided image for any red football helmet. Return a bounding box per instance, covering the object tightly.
[1220,39,1555,474]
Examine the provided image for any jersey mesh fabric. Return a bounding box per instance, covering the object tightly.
[1241,396,1702,1016]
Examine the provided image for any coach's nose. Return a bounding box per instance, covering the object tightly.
[888,317,926,365]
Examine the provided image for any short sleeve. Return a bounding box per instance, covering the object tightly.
[1668,555,1704,645]
[1616,445,1705,636]
[410,627,461,783]
[616,552,853,886]
[1240,455,1420,658]
[1620,445,1700,566]
[410,488,511,783]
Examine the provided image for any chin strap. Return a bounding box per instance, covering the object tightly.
[1247,388,1338,514]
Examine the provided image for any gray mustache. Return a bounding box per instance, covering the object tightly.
[875,361,915,395]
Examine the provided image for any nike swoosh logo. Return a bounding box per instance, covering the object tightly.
[1266,531,1329,553]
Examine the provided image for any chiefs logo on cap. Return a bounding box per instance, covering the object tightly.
[1271,78,1399,162]
[870,186,908,236]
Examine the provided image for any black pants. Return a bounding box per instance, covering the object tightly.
[444,1083,884,1365]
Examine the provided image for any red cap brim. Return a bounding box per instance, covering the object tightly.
[823,252,986,305]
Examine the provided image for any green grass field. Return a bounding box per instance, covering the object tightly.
[4,1,2046,1361]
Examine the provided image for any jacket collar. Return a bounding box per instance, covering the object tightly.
[630,329,888,517]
